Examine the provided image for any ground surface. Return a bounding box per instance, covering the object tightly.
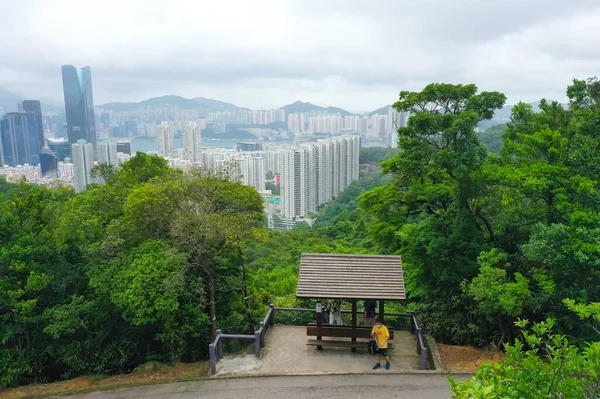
[216,325,422,376]
[438,344,505,371]
[48,375,468,399]
[0,363,209,399]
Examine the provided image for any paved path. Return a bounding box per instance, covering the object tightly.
[52,374,466,399]
[216,326,421,376]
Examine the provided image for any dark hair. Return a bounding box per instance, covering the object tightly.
[375,316,382,323]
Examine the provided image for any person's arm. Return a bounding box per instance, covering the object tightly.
[381,326,390,345]
[371,326,375,338]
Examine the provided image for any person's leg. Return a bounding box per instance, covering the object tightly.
[385,351,390,370]
[373,353,382,369]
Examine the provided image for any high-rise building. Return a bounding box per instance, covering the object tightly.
[39,148,58,177]
[280,135,359,219]
[182,122,202,162]
[97,140,119,166]
[61,65,97,147]
[238,142,263,152]
[156,121,172,157]
[71,139,94,193]
[116,141,132,155]
[22,100,44,147]
[0,112,41,167]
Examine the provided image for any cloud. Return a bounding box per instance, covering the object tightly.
[1,0,600,110]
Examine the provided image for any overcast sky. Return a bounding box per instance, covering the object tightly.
[1,0,599,111]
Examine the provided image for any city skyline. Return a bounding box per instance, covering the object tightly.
[2,1,600,111]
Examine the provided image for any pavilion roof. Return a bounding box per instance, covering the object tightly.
[296,253,406,300]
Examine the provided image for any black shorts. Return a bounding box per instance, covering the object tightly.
[377,347,388,357]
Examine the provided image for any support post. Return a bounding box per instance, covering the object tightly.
[379,299,385,324]
[216,329,223,360]
[269,304,275,327]
[421,347,428,370]
[209,343,216,376]
[316,300,323,350]
[351,299,357,352]
[254,330,261,358]
[259,322,265,348]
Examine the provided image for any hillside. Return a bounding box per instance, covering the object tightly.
[478,123,507,154]
[281,101,354,116]
[99,95,245,112]
[368,105,391,116]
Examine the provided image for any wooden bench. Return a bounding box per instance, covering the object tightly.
[306,326,394,351]
[307,326,395,340]
[307,339,394,349]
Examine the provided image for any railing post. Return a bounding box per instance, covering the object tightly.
[254,330,261,358]
[410,312,415,334]
[216,329,223,360]
[416,328,422,354]
[421,347,428,370]
[259,322,265,348]
[269,304,275,326]
[209,343,216,376]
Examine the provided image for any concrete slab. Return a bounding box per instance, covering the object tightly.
[216,325,421,377]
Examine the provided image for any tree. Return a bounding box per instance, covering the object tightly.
[360,83,506,343]
[265,170,274,180]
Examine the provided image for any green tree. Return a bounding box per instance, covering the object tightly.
[360,83,506,343]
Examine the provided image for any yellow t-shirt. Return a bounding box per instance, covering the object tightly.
[371,324,390,349]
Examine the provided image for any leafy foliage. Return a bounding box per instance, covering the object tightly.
[450,318,600,398]
[0,154,263,387]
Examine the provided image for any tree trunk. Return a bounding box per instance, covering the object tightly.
[208,273,217,340]
[239,244,254,331]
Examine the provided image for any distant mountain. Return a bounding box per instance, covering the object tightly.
[98,95,246,112]
[368,105,392,116]
[281,101,354,116]
[0,87,63,114]
[191,97,250,111]
[0,87,25,113]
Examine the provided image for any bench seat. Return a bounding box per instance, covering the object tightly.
[306,339,394,349]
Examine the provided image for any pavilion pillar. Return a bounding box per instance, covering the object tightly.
[379,300,385,324]
[351,299,357,352]
[317,300,323,350]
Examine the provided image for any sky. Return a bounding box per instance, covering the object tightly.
[1,0,600,112]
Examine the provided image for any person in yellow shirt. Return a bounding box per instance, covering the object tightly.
[371,316,390,370]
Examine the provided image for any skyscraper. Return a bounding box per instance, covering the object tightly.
[182,121,201,162]
[71,139,94,193]
[22,100,44,147]
[0,112,41,167]
[156,121,172,158]
[61,65,97,147]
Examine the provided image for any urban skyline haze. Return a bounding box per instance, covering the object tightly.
[2,0,600,111]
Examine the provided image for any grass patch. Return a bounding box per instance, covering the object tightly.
[0,362,209,399]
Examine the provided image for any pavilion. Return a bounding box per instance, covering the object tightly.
[297,253,406,351]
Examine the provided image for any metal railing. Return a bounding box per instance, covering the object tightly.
[410,312,429,370]
[209,304,275,376]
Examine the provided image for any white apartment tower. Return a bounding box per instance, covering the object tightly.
[97,141,119,166]
[156,121,173,158]
[280,135,360,218]
[71,139,94,193]
[182,121,202,162]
